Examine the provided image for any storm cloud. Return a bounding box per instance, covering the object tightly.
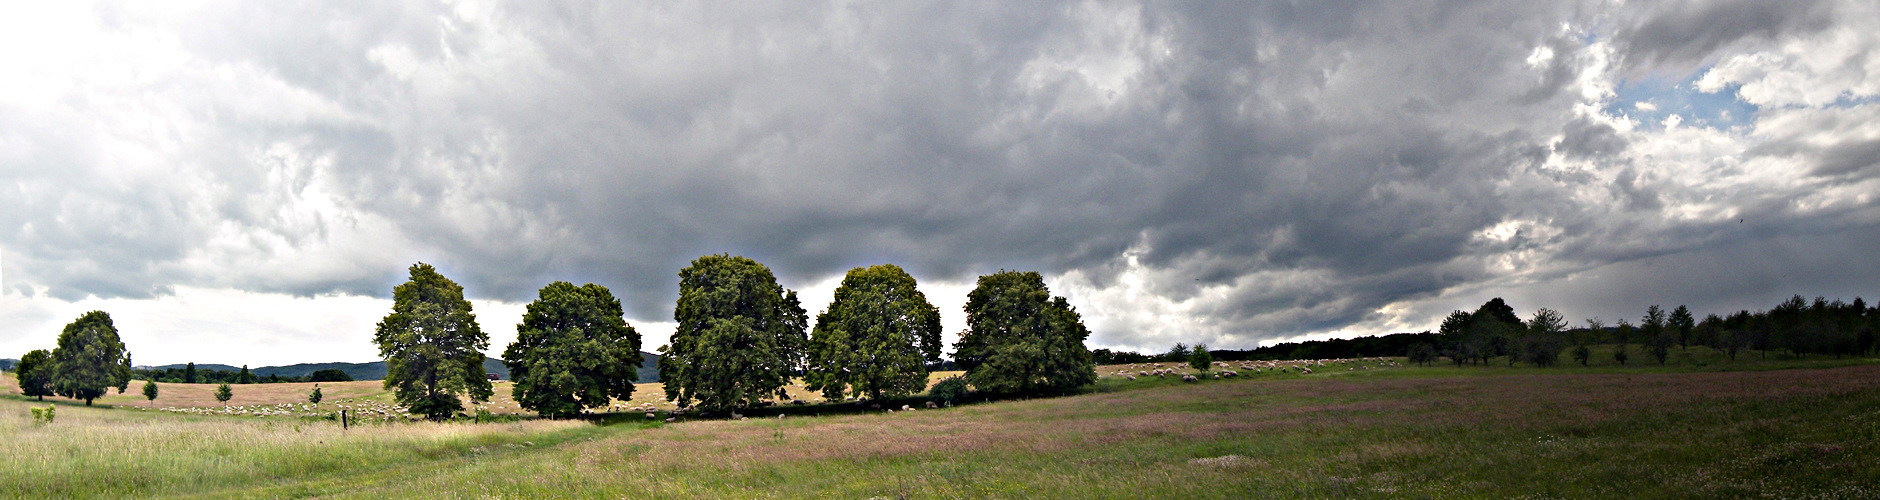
[3,0,1877,360]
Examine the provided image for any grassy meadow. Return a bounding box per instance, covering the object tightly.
[2,350,1878,498]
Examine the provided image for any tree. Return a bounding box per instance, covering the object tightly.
[1189,343,1213,372]
[214,383,233,406]
[503,281,644,418]
[1643,305,1672,364]
[1406,342,1438,366]
[1474,298,1525,328]
[142,379,159,407]
[804,264,943,402]
[1670,305,1696,349]
[15,349,53,400]
[660,255,807,412]
[372,263,494,420]
[1164,343,1191,362]
[1439,310,1475,365]
[1521,308,1568,367]
[1571,345,1591,366]
[237,365,256,384]
[50,311,133,406]
[309,369,352,382]
[184,362,198,384]
[951,270,1097,396]
[309,385,324,404]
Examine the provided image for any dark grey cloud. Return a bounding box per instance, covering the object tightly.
[1616,0,1834,70]
[4,0,1878,353]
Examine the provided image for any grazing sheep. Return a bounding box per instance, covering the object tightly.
[1182,375,1198,382]
[926,401,938,409]
[645,412,656,419]
[1126,375,1137,381]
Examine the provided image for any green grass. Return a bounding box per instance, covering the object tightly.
[4,352,1879,498]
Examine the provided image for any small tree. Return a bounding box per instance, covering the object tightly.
[1613,343,1629,366]
[50,311,134,406]
[1164,343,1190,362]
[214,383,233,406]
[1571,345,1591,366]
[142,379,159,407]
[1189,343,1213,372]
[15,349,53,400]
[309,385,324,404]
[1521,308,1568,367]
[928,376,970,405]
[1670,305,1696,349]
[1406,342,1438,366]
[503,281,644,418]
[373,263,494,420]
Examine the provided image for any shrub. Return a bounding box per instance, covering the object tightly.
[309,385,324,404]
[928,376,971,405]
[1189,343,1213,372]
[30,405,55,424]
[1571,345,1591,366]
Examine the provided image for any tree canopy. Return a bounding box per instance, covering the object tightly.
[372,262,494,420]
[15,349,53,400]
[659,254,808,411]
[952,270,1096,396]
[503,281,644,418]
[50,311,133,406]
[804,264,943,402]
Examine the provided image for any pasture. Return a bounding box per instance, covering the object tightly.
[3,354,1878,498]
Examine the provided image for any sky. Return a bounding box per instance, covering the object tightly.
[3,0,1878,367]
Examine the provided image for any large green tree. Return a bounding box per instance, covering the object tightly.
[15,349,53,400]
[503,282,644,418]
[373,263,493,420]
[952,270,1096,396]
[50,311,133,405]
[660,254,808,411]
[804,264,943,402]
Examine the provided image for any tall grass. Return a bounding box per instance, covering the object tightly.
[4,355,1878,498]
[0,398,588,497]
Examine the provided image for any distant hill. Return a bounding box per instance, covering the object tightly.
[0,358,15,371]
[142,352,661,382]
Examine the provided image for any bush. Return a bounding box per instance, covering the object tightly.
[30,405,55,424]
[928,376,971,405]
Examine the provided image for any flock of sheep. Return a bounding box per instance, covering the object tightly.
[1104,357,1404,382]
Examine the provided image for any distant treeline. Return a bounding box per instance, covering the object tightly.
[1093,332,1438,364]
[1093,293,1878,367]
[1429,294,1878,367]
[133,364,355,384]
